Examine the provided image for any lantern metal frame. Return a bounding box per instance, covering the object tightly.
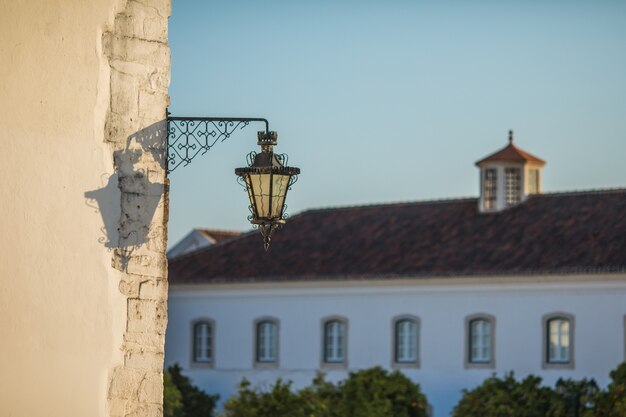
[166,112,300,250]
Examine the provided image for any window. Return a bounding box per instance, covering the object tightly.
[393,316,420,367]
[192,320,214,365]
[322,317,347,366]
[255,318,279,365]
[528,169,540,194]
[542,313,575,369]
[483,168,497,210]
[505,167,521,206]
[548,318,570,363]
[465,314,495,368]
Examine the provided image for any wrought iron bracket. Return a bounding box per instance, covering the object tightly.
[166,111,270,173]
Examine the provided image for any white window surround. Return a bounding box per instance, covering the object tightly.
[464,313,496,369]
[391,315,420,368]
[528,168,540,194]
[254,317,279,368]
[542,312,575,370]
[190,318,215,369]
[321,316,348,368]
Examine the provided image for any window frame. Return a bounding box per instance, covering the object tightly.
[464,313,496,369]
[391,315,421,368]
[189,318,215,369]
[542,312,575,369]
[483,168,498,210]
[504,167,522,206]
[254,317,280,368]
[321,316,348,369]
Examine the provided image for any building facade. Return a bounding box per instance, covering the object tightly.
[0,1,171,416]
[166,136,626,416]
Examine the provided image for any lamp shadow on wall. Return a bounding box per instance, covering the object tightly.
[85,120,167,264]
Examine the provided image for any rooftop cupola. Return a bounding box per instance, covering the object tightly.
[475,130,546,212]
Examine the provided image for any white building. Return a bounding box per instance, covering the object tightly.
[165,134,626,417]
[167,229,241,258]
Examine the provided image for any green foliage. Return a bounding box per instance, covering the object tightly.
[219,367,428,417]
[594,362,626,417]
[165,364,219,417]
[164,371,184,417]
[452,372,565,417]
[554,377,599,417]
[334,367,428,417]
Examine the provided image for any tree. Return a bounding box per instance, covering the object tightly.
[165,364,219,417]
[220,379,310,417]
[334,367,428,417]
[452,372,565,417]
[164,371,184,417]
[594,362,626,417]
[219,366,428,417]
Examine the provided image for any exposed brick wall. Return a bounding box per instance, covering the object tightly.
[102,1,171,416]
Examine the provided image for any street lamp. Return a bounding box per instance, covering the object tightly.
[235,131,300,250]
[167,114,300,250]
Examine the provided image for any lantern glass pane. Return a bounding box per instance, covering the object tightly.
[247,173,272,219]
[270,174,291,218]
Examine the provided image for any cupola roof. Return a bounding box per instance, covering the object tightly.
[475,130,546,167]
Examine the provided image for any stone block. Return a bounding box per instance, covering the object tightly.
[135,0,172,18]
[110,69,139,116]
[127,299,167,334]
[138,90,170,120]
[138,372,163,403]
[109,367,143,400]
[124,403,163,417]
[124,331,165,349]
[119,279,140,298]
[110,59,149,77]
[148,67,170,93]
[125,252,167,278]
[106,112,141,145]
[106,35,170,67]
[142,17,168,43]
[125,348,164,370]
[109,398,128,416]
[139,279,167,300]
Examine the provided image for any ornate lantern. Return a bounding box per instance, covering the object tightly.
[235,131,300,250]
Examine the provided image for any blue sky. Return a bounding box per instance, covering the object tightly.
[168,0,626,245]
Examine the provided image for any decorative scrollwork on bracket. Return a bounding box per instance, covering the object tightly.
[166,116,269,173]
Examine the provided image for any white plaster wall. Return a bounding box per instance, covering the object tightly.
[0,1,144,416]
[166,276,626,417]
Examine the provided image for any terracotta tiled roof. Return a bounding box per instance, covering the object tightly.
[169,189,626,284]
[196,229,241,244]
[476,133,546,166]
